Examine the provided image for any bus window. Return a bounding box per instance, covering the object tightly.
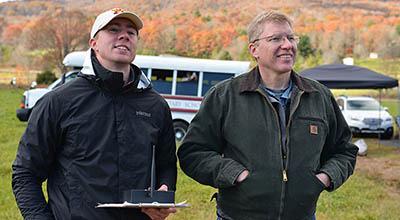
[202,72,234,96]
[176,71,198,96]
[151,69,173,94]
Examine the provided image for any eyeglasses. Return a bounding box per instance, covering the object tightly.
[252,34,300,45]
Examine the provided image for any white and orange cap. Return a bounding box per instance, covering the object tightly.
[90,8,143,39]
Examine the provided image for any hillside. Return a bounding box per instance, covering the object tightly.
[0,0,399,72]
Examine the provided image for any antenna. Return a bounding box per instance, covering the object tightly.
[122,144,175,203]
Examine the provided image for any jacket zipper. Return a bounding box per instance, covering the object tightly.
[256,88,286,220]
[258,87,305,219]
[111,94,123,220]
[278,89,304,219]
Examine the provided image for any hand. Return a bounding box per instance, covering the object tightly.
[316,173,331,188]
[141,184,177,220]
[236,170,249,183]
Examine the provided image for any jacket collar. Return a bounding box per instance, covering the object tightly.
[80,49,151,90]
[239,66,316,93]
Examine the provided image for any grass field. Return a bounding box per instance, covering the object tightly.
[1,86,399,219]
[356,59,400,80]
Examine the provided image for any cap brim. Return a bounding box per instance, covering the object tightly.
[114,12,143,30]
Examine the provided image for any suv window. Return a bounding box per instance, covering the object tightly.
[347,100,382,111]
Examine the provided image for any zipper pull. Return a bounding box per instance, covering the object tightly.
[282,170,288,182]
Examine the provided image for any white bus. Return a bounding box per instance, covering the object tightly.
[17,51,251,141]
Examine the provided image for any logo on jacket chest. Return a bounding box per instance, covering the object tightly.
[136,111,152,118]
[310,124,318,135]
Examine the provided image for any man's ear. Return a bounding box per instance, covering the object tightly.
[248,43,258,59]
[89,38,97,50]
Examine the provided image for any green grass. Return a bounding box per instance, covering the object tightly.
[356,58,400,80]
[381,99,399,117]
[317,138,400,220]
[171,168,216,220]
[0,86,26,220]
[317,172,400,220]
[1,87,399,219]
[331,89,398,99]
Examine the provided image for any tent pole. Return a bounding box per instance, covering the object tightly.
[398,86,400,141]
[378,90,381,148]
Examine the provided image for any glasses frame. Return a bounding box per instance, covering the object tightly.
[252,34,300,45]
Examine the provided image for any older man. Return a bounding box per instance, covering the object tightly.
[178,10,358,220]
[12,8,177,220]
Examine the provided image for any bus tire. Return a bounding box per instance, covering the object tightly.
[173,121,188,143]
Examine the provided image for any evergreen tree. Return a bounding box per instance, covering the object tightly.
[298,35,314,58]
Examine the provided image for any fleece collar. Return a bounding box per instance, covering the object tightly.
[80,49,150,89]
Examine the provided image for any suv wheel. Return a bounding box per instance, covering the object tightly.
[173,121,188,143]
[380,127,393,140]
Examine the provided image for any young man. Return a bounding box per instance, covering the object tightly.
[178,11,358,220]
[12,8,177,220]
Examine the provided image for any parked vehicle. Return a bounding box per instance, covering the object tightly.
[336,96,394,139]
[17,51,251,142]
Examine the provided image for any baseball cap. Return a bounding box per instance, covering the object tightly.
[90,8,144,39]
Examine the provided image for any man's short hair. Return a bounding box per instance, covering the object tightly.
[247,11,293,44]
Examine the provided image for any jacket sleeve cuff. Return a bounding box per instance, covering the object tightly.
[216,160,247,188]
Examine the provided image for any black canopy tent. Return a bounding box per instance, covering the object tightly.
[299,64,398,89]
[300,63,400,141]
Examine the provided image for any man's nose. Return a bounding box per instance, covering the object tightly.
[118,30,131,40]
[280,37,293,49]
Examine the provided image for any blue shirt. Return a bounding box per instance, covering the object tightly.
[261,79,293,110]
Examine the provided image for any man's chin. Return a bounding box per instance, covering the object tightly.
[113,55,135,64]
[276,66,293,74]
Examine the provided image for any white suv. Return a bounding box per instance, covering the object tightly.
[16,52,84,121]
[336,96,394,139]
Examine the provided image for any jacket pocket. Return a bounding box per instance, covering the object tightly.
[219,171,273,212]
[286,170,324,216]
[219,171,254,209]
[289,116,328,168]
[310,171,328,189]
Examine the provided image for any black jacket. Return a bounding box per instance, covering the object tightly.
[12,50,177,220]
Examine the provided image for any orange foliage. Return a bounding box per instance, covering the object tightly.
[217,26,237,47]
[2,23,24,44]
[1,0,400,65]
[190,30,218,57]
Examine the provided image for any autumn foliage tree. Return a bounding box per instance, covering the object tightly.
[298,35,314,58]
[2,23,24,44]
[1,0,400,71]
[23,9,90,72]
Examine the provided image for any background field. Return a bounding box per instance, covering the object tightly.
[1,86,399,219]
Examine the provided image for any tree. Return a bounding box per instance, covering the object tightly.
[23,9,90,72]
[36,69,57,85]
[218,50,232,60]
[2,23,24,44]
[298,35,314,58]
[0,44,12,64]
